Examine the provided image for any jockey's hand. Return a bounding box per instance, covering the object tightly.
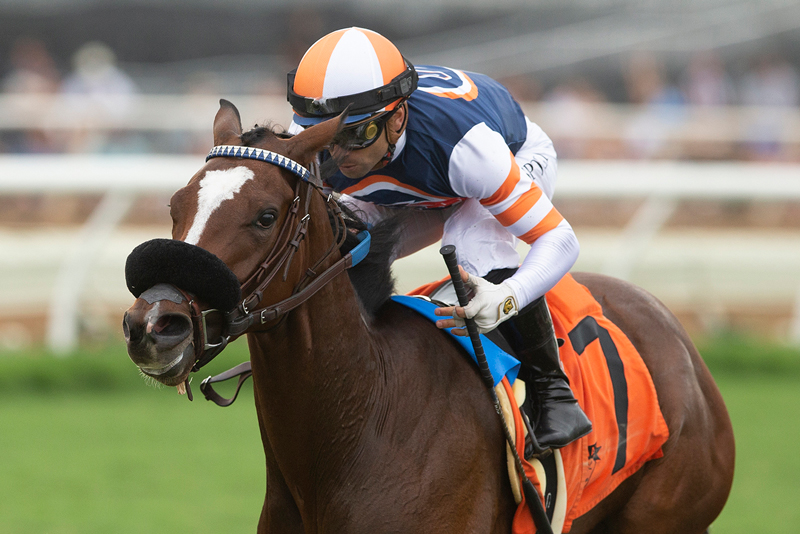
[434,266,519,336]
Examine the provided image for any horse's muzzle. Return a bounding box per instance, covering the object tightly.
[123,283,196,386]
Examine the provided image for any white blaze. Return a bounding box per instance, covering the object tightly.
[184,166,254,245]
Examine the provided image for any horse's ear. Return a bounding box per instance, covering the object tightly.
[213,99,243,146]
[285,112,346,165]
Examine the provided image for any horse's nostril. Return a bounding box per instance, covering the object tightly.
[154,315,181,335]
[123,312,143,345]
[150,314,192,344]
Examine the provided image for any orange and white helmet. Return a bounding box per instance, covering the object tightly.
[287,27,417,126]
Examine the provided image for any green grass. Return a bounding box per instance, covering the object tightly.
[0,337,798,533]
[0,341,264,534]
[712,375,800,533]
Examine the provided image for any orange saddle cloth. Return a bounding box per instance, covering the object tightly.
[410,272,670,533]
[512,273,670,533]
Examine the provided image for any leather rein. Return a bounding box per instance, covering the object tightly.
[182,145,371,404]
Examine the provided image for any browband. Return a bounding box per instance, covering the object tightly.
[206,145,312,183]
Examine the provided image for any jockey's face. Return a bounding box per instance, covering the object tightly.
[330,104,406,179]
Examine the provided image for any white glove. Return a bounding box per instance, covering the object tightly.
[453,272,519,334]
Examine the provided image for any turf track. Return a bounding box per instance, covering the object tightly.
[0,339,797,533]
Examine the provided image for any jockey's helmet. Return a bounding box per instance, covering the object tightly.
[287,27,418,135]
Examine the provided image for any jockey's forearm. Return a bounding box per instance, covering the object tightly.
[505,221,579,308]
[340,194,449,261]
[393,209,448,259]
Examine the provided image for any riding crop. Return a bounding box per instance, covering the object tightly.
[440,245,554,534]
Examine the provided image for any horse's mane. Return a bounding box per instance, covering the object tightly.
[336,203,403,317]
[240,124,402,317]
[240,123,289,145]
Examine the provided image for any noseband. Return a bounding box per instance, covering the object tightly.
[126,145,371,384]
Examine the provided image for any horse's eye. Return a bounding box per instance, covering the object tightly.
[256,212,276,228]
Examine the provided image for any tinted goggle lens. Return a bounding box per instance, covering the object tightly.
[332,112,392,150]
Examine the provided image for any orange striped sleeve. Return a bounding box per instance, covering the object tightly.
[518,207,564,244]
[480,152,520,207]
[493,186,544,227]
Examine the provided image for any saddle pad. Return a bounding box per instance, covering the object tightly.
[516,274,670,533]
[406,273,670,533]
[391,295,520,386]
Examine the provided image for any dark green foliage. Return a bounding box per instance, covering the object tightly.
[697,333,800,377]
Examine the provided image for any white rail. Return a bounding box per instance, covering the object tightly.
[1,156,799,352]
[1,95,800,146]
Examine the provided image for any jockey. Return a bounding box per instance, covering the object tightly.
[287,27,591,450]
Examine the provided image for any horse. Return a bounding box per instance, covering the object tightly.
[122,100,734,533]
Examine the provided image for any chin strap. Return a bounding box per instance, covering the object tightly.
[376,142,396,169]
[375,102,407,170]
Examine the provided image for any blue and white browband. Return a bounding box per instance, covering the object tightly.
[206,145,312,183]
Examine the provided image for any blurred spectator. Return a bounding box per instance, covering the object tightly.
[500,73,543,103]
[2,37,60,94]
[61,41,138,113]
[625,52,684,107]
[1,37,62,153]
[738,53,800,160]
[678,51,738,160]
[282,8,325,72]
[623,52,686,158]
[178,70,224,154]
[682,51,735,107]
[60,42,142,153]
[740,53,800,108]
[542,77,620,159]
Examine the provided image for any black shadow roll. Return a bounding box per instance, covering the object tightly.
[125,238,242,312]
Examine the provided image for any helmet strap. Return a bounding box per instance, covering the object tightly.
[376,142,396,169]
[373,101,408,170]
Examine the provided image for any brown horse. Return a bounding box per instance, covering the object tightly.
[122,100,734,533]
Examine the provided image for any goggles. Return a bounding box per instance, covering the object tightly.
[330,109,397,150]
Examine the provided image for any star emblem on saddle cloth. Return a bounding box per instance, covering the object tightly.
[588,443,602,461]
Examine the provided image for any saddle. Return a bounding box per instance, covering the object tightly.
[395,280,546,459]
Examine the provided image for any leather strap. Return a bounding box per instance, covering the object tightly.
[199,361,253,407]
[226,250,353,336]
[183,155,364,396]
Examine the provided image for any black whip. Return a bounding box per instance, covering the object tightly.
[440,245,553,534]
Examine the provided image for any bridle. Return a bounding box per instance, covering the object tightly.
[183,145,371,397]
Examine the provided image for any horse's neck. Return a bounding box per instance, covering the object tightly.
[244,196,394,508]
[246,267,383,457]
[246,198,382,410]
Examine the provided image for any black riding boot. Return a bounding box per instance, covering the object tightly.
[497,296,592,449]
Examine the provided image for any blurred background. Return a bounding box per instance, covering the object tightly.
[1,0,799,532]
[3,0,800,350]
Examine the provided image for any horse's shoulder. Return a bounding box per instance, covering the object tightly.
[370,298,483,375]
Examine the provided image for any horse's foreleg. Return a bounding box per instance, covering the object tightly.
[258,455,304,533]
[255,428,304,533]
